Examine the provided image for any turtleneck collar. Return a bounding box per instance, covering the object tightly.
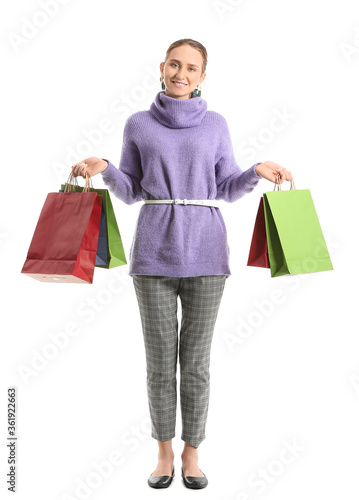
[149,91,207,129]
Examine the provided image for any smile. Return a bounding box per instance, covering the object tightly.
[172,81,187,87]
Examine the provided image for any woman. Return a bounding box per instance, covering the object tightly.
[72,38,292,489]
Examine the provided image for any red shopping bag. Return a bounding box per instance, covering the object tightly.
[247,197,270,268]
[21,191,102,283]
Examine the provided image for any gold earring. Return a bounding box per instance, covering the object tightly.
[193,83,202,97]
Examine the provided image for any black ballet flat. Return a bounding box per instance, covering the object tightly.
[147,465,175,488]
[181,467,208,489]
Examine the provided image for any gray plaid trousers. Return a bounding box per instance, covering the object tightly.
[132,274,226,448]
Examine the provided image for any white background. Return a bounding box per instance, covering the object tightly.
[1,0,358,498]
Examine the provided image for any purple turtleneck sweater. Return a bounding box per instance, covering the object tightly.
[101,91,262,278]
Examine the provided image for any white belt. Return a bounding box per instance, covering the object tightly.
[144,199,220,208]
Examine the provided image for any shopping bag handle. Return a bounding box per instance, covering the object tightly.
[83,172,94,192]
[273,174,296,191]
[63,172,79,192]
[63,172,93,193]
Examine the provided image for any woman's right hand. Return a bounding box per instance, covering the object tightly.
[72,157,108,178]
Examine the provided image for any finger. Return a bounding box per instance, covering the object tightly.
[71,165,79,177]
[282,169,292,181]
[276,170,285,184]
[71,166,80,177]
[276,167,292,183]
[72,167,86,178]
[273,166,283,181]
[72,163,87,178]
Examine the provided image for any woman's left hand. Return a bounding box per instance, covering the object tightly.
[255,161,292,184]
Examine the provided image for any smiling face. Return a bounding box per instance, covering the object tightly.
[160,44,206,100]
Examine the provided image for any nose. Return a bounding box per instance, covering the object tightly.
[175,69,186,81]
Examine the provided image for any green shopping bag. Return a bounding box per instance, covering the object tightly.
[61,175,127,269]
[262,177,333,277]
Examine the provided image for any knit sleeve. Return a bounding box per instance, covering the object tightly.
[215,116,262,203]
[100,117,143,205]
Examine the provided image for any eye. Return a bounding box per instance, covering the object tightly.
[171,63,179,68]
[189,68,196,71]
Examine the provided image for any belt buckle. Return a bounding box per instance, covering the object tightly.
[174,199,181,205]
